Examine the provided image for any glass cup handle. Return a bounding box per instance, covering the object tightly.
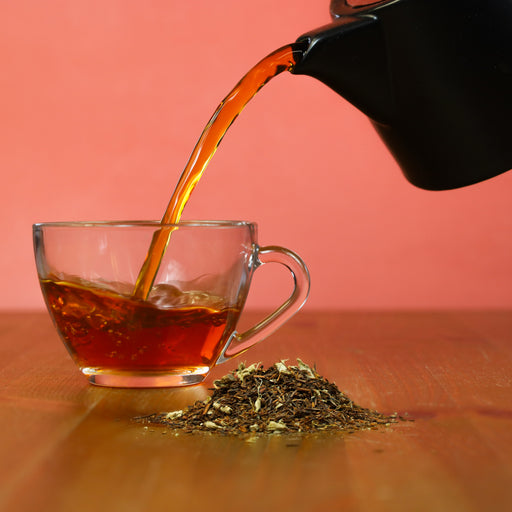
[216,245,310,364]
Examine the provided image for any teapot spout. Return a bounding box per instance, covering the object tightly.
[291,0,512,190]
[291,16,394,125]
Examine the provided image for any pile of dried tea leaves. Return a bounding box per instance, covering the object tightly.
[142,360,405,435]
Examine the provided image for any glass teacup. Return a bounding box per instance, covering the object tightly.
[33,221,309,387]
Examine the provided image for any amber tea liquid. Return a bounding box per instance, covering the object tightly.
[41,278,239,374]
[133,44,302,299]
[42,44,302,378]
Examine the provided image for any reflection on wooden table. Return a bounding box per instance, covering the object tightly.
[0,311,511,511]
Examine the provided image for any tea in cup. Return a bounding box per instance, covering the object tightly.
[33,221,309,387]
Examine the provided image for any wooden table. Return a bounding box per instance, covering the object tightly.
[0,311,511,511]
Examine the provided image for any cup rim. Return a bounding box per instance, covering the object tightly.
[33,220,256,229]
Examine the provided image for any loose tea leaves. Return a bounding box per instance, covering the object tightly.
[141,360,406,435]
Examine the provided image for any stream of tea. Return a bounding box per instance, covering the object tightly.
[132,44,303,300]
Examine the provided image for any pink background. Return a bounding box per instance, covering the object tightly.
[1,0,511,311]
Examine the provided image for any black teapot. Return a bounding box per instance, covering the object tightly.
[291,0,512,190]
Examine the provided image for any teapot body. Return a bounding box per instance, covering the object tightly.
[293,0,512,190]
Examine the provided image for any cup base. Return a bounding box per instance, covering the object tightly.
[84,367,210,388]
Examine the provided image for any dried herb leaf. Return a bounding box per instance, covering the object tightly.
[141,360,408,436]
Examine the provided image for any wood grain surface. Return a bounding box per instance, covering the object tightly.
[0,311,511,511]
